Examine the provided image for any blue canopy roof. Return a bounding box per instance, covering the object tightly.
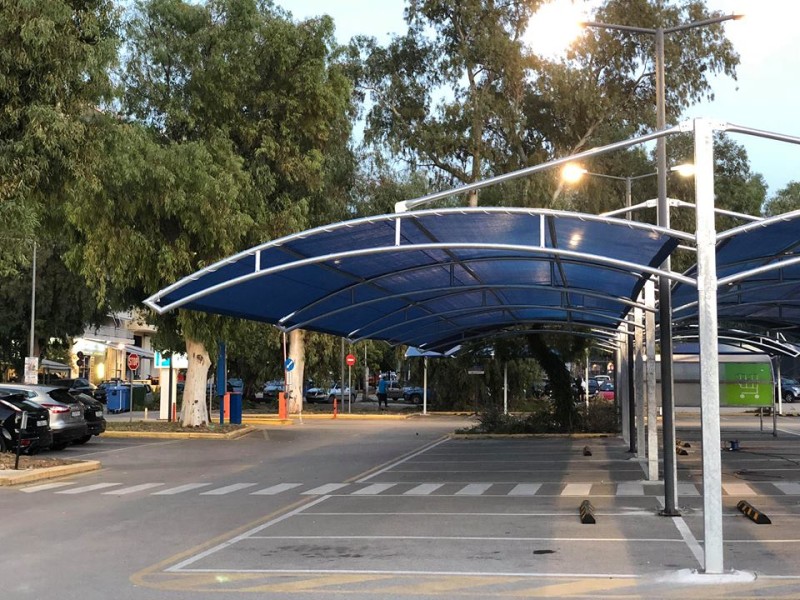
[673,211,800,335]
[146,208,686,350]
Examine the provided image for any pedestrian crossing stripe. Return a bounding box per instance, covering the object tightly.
[16,480,800,498]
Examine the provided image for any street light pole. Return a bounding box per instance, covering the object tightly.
[582,12,741,518]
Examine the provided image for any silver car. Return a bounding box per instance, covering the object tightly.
[0,384,88,450]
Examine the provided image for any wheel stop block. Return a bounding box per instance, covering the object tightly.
[579,499,596,524]
[737,500,771,524]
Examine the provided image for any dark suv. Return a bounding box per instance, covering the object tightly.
[0,393,52,454]
[56,378,102,401]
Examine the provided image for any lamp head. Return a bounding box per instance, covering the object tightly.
[561,163,587,184]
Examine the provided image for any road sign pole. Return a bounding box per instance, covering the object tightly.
[348,365,352,414]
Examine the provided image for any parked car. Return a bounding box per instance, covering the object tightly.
[0,384,88,450]
[56,377,103,402]
[595,381,615,401]
[328,382,355,403]
[0,393,52,454]
[587,378,599,395]
[305,385,328,404]
[777,377,800,403]
[402,386,435,404]
[261,380,284,401]
[68,392,107,444]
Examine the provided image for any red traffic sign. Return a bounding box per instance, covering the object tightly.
[127,353,140,372]
[345,354,356,367]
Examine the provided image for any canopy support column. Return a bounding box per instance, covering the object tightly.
[645,280,659,481]
[619,326,630,447]
[695,117,723,574]
[634,298,646,460]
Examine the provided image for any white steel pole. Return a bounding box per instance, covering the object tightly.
[503,362,508,415]
[634,300,646,459]
[645,279,659,481]
[423,356,428,415]
[694,117,723,574]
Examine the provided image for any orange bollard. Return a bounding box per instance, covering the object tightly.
[278,391,287,420]
[333,397,338,419]
[223,392,230,422]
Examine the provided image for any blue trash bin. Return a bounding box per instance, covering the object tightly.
[107,385,130,413]
[229,391,242,424]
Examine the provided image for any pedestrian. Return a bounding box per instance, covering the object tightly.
[377,376,388,409]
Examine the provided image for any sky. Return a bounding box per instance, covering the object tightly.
[281,0,799,198]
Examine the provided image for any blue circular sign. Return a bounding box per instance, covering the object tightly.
[284,358,295,372]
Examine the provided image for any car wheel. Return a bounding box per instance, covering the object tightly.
[410,394,422,404]
[50,442,68,451]
[328,395,336,403]
[73,435,92,445]
[784,392,795,404]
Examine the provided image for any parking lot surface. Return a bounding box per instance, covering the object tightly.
[4,414,800,598]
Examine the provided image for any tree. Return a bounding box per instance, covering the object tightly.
[763,182,800,217]
[354,0,739,209]
[65,0,356,424]
[0,0,119,274]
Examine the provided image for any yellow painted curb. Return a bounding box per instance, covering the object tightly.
[103,426,256,440]
[0,460,101,486]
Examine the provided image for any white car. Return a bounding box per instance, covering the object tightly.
[327,383,356,403]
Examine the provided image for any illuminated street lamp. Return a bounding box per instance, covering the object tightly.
[581,14,742,528]
[561,162,694,215]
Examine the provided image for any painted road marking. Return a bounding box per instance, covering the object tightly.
[103,483,164,495]
[21,482,75,493]
[562,483,592,496]
[509,484,542,496]
[200,483,258,496]
[774,482,800,495]
[56,483,122,494]
[251,483,302,495]
[152,483,212,495]
[455,483,493,496]
[723,483,757,496]
[404,483,444,495]
[617,483,644,496]
[302,483,348,495]
[352,483,397,495]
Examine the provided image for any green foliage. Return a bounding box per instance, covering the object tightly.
[0,0,119,273]
[461,397,617,434]
[763,182,800,217]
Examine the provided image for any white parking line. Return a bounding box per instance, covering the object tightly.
[103,483,164,495]
[561,483,592,496]
[773,482,800,495]
[56,483,122,494]
[302,483,348,495]
[403,483,444,495]
[455,483,493,496]
[21,482,75,493]
[722,483,757,496]
[251,483,302,495]
[200,483,258,496]
[152,483,211,495]
[352,483,397,495]
[508,484,542,496]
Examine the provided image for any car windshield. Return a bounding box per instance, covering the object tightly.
[784,378,799,386]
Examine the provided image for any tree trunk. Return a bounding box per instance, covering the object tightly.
[526,334,577,432]
[288,329,305,413]
[180,337,211,427]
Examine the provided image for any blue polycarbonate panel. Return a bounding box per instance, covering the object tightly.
[672,214,800,330]
[146,208,684,347]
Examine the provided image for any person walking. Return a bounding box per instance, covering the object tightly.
[377,376,389,410]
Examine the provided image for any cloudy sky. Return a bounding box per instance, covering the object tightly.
[283,0,799,198]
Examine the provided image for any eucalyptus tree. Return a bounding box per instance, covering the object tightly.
[0,0,118,269]
[354,0,739,211]
[64,0,355,423]
[763,182,800,217]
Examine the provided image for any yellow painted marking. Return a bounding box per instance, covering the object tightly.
[237,573,393,592]
[379,575,520,594]
[723,482,756,496]
[515,577,637,597]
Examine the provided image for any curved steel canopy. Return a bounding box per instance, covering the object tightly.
[145,208,686,350]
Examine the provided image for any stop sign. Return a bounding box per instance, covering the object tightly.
[127,353,140,372]
[345,354,356,367]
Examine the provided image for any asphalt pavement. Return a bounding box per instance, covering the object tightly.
[3,413,800,598]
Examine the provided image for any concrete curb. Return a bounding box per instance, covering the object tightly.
[0,460,101,486]
[103,426,256,440]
